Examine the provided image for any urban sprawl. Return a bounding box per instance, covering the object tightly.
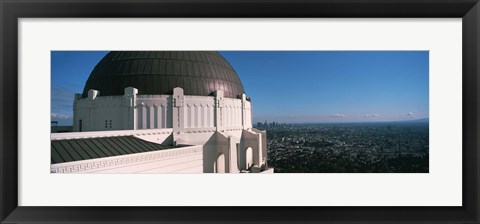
[255,121,429,173]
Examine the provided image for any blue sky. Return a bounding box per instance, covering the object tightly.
[51,51,429,125]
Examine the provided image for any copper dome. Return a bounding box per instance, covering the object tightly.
[82,51,245,98]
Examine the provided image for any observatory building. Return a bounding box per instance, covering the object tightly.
[51,51,273,174]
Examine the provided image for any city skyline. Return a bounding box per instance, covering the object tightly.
[51,51,429,126]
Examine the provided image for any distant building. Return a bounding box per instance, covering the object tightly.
[51,126,73,133]
[51,51,273,174]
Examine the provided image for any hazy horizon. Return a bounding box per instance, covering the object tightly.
[51,51,429,126]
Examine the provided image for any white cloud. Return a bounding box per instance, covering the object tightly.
[330,113,345,118]
[51,113,70,119]
[406,112,415,117]
[363,114,379,117]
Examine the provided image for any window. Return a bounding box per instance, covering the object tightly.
[105,120,112,129]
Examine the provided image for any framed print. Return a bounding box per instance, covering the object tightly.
[1,0,479,223]
[22,21,458,207]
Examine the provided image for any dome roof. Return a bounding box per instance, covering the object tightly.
[82,51,245,98]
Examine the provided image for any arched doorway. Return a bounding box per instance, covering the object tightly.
[215,153,226,173]
[246,147,253,169]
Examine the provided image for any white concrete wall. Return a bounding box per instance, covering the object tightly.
[51,128,269,173]
[74,95,127,132]
[136,95,172,129]
[74,88,252,132]
[184,96,215,128]
[68,87,266,173]
[238,129,265,171]
[250,128,268,166]
[222,98,243,128]
[244,100,252,129]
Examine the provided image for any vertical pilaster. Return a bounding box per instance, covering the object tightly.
[214,90,224,132]
[148,105,155,129]
[154,105,159,129]
[123,87,138,130]
[149,105,157,129]
[137,104,144,129]
[144,105,149,129]
[228,136,239,173]
[190,105,194,128]
[87,89,100,131]
[241,93,247,129]
[255,132,263,166]
[172,87,185,134]
[161,105,166,128]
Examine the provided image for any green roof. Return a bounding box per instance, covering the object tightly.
[51,136,178,164]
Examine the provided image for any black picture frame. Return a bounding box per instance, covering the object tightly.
[1,0,479,223]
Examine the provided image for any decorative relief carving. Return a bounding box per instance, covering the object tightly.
[185,99,214,108]
[185,129,215,133]
[51,147,201,173]
[132,131,172,136]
